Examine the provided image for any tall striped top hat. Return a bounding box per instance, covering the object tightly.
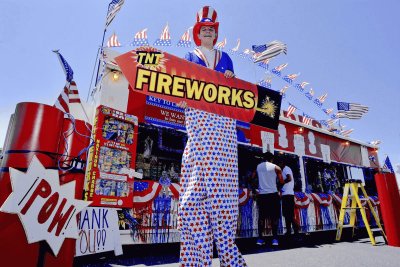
[193,6,219,46]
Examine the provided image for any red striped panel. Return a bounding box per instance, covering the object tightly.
[57,95,69,112]
[69,99,81,103]
[202,6,209,20]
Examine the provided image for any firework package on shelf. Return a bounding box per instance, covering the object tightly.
[84,105,138,207]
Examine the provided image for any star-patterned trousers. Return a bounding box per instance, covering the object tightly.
[178,108,247,267]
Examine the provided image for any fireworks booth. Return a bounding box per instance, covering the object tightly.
[0,46,393,267]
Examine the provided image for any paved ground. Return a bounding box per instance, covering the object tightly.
[75,230,400,267]
[129,237,398,267]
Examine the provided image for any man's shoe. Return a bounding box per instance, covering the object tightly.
[272,239,279,246]
[256,238,265,245]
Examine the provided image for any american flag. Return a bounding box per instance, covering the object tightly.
[318,93,328,103]
[257,58,270,69]
[239,48,254,61]
[320,120,329,127]
[154,23,172,46]
[272,63,288,74]
[105,0,125,27]
[285,73,300,81]
[176,27,192,47]
[295,81,309,92]
[230,39,241,53]
[369,140,381,146]
[280,85,289,94]
[294,82,310,93]
[313,99,323,107]
[327,118,338,126]
[243,48,252,54]
[252,44,267,53]
[382,156,394,173]
[337,102,369,119]
[286,104,297,117]
[283,73,299,83]
[302,113,312,125]
[368,155,376,162]
[323,108,333,115]
[258,76,272,88]
[253,40,287,63]
[54,81,81,114]
[305,88,314,100]
[300,82,309,89]
[340,128,354,136]
[314,93,327,107]
[107,33,121,47]
[215,37,227,50]
[53,50,74,82]
[132,28,149,46]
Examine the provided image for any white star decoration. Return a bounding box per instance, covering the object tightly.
[0,156,91,256]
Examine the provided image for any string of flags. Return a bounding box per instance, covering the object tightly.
[382,156,394,173]
[105,24,192,48]
[257,63,337,120]
[255,63,370,136]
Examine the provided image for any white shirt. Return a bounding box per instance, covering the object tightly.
[199,46,216,69]
[281,166,294,195]
[256,161,278,194]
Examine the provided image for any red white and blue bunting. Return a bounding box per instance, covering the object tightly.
[310,193,333,230]
[294,192,310,232]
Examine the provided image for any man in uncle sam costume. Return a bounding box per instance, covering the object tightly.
[178,6,247,267]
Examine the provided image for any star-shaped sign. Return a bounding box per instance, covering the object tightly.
[0,156,91,256]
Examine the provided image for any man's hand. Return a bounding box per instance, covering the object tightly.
[224,70,235,78]
[176,101,188,109]
[275,166,285,185]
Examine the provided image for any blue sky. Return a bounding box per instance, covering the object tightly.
[0,0,399,173]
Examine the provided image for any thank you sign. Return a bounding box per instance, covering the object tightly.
[76,207,122,256]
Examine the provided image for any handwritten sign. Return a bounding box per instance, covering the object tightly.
[75,207,122,256]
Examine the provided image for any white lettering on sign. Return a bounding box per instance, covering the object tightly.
[261,131,274,153]
[0,156,91,256]
[321,144,331,163]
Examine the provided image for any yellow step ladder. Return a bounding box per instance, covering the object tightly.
[335,179,387,245]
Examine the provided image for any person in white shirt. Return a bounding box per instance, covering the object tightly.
[254,152,284,246]
[277,159,299,236]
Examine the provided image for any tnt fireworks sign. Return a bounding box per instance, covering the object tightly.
[0,156,90,256]
[116,46,282,130]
